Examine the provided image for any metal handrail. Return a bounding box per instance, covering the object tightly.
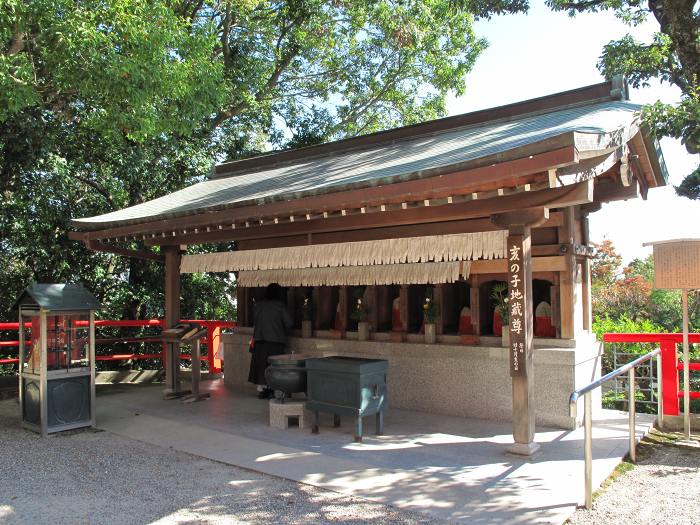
[569,347,662,510]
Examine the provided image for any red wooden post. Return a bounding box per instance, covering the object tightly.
[160,319,167,369]
[661,339,680,416]
[207,324,222,374]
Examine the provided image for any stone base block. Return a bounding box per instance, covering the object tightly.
[659,414,700,432]
[506,441,541,457]
[269,400,312,429]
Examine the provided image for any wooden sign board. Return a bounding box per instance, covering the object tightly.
[646,240,700,290]
[507,234,529,377]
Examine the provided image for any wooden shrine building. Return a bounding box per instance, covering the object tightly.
[69,78,667,455]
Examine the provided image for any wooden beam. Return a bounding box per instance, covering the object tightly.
[628,146,650,200]
[76,147,577,242]
[470,256,567,274]
[558,148,625,183]
[629,128,665,191]
[594,177,639,203]
[238,214,564,251]
[491,207,549,229]
[619,155,631,186]
[148,182,592,247]
[84,240,165,263]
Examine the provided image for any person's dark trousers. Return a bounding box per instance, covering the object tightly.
[248,341,285,387]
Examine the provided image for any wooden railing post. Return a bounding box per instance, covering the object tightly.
[160,319,167,369]
[207,324,222,374]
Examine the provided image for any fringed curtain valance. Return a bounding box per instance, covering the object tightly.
[236,261,469,287]
[180,230,506,274]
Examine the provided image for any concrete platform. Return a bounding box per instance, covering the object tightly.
[95,381,654,525]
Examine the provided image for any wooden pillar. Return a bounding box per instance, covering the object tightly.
[367,286,379,332]
[400,285,409,337]
[550,274,561,338]
[580,213,593,331]
[558,207,577,339]
[236,283,248,327]
[469,276,481,337]
[312,287,322,329]
[164,246,181,394]
[434,284,444,335]
[492,208,548,457]
[337,286,348,334]
[506,225,538,454]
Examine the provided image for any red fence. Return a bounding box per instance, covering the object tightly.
[0,319,235,374]
[603,333,700,416]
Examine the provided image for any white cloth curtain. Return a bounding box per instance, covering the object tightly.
[180,230,505,274]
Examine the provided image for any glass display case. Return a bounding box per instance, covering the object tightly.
[15,284,100,436]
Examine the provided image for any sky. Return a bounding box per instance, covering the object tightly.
[446,1,700,264]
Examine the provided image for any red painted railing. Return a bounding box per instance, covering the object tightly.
[0,319,235,373]
[603,333,700,416]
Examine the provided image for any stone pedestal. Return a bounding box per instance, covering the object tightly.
[507,441,541,457]
[269,400,311,429]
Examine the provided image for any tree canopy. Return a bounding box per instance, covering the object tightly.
[1,0,531,331]
[547,0,700,199]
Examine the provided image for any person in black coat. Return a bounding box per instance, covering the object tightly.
[248,283,293,398]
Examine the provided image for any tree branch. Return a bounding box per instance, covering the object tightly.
[74,175,116,210]
[221,2,233,69]
[212,46,300,128]
[7,24,25,56]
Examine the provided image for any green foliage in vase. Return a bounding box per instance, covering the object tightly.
[422,287,440,324]
[490,282,509,325]
[350,287,369,323]
[301,296,313,322]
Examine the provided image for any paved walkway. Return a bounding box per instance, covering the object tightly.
[95,381,654,524]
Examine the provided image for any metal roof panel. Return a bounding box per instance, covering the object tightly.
[73,101,643,230]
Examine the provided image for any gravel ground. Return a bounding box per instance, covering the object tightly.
[0,399,444,525]
[568,430,700,525]
[4,394,700,525]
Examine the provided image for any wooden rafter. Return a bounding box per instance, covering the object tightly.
[81,240,165,263]
[146,181,593,247]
